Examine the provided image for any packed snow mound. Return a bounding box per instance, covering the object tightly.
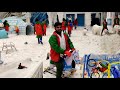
[2,16,33,34]
[100,34,120,54]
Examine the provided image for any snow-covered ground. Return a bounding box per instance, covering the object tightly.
[0,27,120,78]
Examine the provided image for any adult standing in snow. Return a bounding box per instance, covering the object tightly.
[49,22,75,78]
[35,19,43,44]
[73,18,78,30]
[113,15,120,27]
[62,18,66,33]
[101,19,108,36]
[3,20,10,34]
[68,20,73,37]
[42,19,47,36]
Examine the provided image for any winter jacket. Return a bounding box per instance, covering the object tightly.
[62,21,66,30]
[103,22,108,29]
[68,22,72,31]
[43,24,47,34]
[35,23,43,36]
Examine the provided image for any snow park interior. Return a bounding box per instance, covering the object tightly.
[0,12,120,78]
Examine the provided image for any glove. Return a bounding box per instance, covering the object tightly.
[64,50,71,57]
[71,48,75,52]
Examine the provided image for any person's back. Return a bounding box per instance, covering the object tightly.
[35,19,43,44]
[35,24,42,35]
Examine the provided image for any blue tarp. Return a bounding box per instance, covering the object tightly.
[0,29,8,39]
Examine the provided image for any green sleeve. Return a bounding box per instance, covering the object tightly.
[49,35,65,54]
[100,63,108,69]
[65,33,74,49]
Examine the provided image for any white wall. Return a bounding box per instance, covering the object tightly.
[57,12,64,22]
[64,12,91,28]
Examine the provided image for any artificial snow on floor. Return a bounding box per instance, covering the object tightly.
[0,27,120,78]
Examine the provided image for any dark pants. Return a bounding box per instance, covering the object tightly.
[101,28,108,36]
[50,57,64,78]
[38,37,42,44]
[74,25,77,29]
[16,32,19,35]
[50,58,76,78]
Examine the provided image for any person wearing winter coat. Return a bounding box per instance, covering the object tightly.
[3,20,10,33]
[43,22,47,36]
[68,20,73,37]
[62,18,67,33]
[73,19,78,30]
[49,22,75,78]
[101,19,108,36]
[15,26,19,35]
[35,19,43,44]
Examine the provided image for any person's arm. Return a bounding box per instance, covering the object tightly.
[49,35,65,54]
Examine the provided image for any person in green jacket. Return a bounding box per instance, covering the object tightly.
[49,22,76,78]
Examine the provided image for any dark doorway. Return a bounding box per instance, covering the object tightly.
[26,25,33,35]
[91,13,100,26]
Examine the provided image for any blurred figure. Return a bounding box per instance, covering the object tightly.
[101,19,108,36]
[68,20,73,37]
[3,20,10,34]
[62,18,67,33]
[14,26,19,35]
[73,18,78,30]
[113,15,120,27]
[34,19,43,44]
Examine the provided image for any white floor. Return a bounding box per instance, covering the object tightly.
[0,27,120,78]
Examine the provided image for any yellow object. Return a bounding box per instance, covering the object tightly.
[98,60,120,78]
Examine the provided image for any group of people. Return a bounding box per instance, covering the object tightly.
[61,18,78,37]
[3,20,20,35]
[101,15,120,36]
[34,19,47,44]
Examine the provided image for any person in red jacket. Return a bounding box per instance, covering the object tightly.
[49,22,75,78]
[15,26,19,35]
[3,20,10,34]
[43,23,47,36]
[68,20,73,37]
[74,19,78,30]
[62,18,66,33]
[35,19,43,44]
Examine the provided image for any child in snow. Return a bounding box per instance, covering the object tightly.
[68,20,73,37]
[62,18,67,33]
[14,26,19,35]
